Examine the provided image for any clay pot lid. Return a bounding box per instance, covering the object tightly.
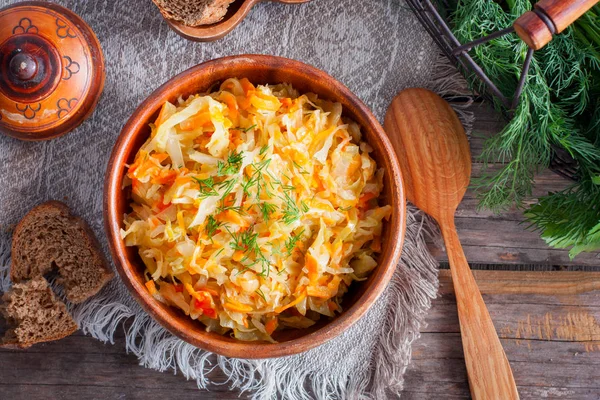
[0,1,105,141]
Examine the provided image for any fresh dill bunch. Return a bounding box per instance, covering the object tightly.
[452,0,600,255]
[525,174,600,258]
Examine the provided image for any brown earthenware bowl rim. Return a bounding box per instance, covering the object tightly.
[164,0,311,42]
[104,54,405,359]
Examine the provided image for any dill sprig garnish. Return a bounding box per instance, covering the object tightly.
[280,191,304,225]
[243,124,257,133]
[192,176,219,198]
[255,288,267,302]
[213,248,225,258]
[300,201,309,213]
[292,161,310,175]
[218,178,237,198]
[259,201,277,222]
[242,158,273,199]
[217,150,244,176]
[226,226,259,252]
[284,228,305,256]
[217,205,247,215]
[205,215,222,238]
[226,225,271,277]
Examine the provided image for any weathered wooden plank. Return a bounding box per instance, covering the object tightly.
[0,385,242,400]
[403,270,600,399]
[0,337,236,399]
[430,102,599,266]
[401,386,600,400]
[430,243,600,266]
[405,358,598,395]
[434,270,600,305]
[412,333,600,365]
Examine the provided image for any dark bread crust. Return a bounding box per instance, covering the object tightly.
[11,201,113,304]
[0,277,78,349]
[152,0,235,26]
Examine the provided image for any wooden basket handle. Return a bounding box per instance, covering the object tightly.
[513,0,598,50]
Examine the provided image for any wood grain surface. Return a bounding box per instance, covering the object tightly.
[535,0,599,33]
[1,270,598,399]
[430,103,600,267]
[385,89,518,400]
[514,0,598,50]
[403,269,600,400]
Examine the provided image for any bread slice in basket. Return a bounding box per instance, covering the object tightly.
[10,201,113,304]
[152,0,236,26]
[0,276,78,349]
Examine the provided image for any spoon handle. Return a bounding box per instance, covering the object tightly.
[441,221,520,400]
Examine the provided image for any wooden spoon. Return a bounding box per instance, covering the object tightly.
[384,88,519,400]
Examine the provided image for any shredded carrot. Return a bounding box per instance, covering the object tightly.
[145,280,157,296]
[232,250,244,262]
[229,129,244,148]
[152,152,170,163]
[156,195,171,212]
[224,301,253,313]
[179,111,212,131]
[236,95,251,110]
[327,276,341,293]
[371,235,381,252]
[198,287,219,297]
[305,253,319,283]
[265,317,278,335]
[275,292,306,314]
[218,91,238,121]
[152,169,177,185]
[218,209,249,228]
[177,210,186,232]
[239,77,255,95]
[359,192,377,206]
[327,301,338,312]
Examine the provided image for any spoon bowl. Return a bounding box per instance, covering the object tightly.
[384,88,470,220]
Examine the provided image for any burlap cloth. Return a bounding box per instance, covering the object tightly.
[0,0,444,398]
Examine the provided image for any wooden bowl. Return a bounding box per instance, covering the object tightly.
[164,0,310,42]
[104,55,406,359]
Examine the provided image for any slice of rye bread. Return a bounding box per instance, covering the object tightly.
[152,0,236,26]
[11,201,113,304]
[0,276,78,349]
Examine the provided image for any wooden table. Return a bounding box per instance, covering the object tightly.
[1,103,599,399]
